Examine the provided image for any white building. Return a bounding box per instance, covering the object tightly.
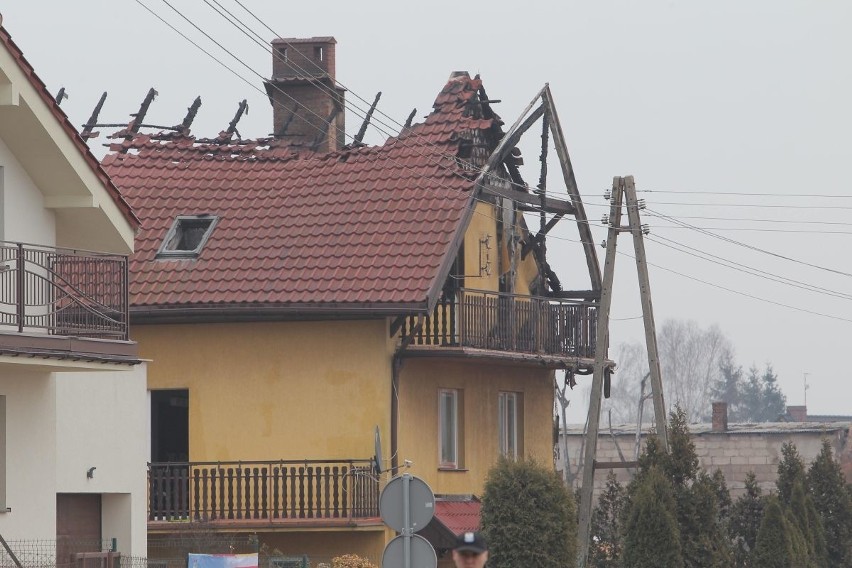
[0,18,147,563]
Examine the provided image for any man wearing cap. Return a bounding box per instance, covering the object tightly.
[452,531,488,568]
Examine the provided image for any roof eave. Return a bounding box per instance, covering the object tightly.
[130,301,430,325]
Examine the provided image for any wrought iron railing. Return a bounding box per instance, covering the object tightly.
[402,288,597,358]
[148,460,379,523]
[0,241,129,340]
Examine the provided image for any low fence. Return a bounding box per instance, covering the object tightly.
[0,537,380,568]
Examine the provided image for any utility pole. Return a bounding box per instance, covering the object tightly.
[576,175,668,568]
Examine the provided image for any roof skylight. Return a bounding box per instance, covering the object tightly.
[156,215,218,259]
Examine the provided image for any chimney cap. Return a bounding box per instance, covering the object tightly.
[272,36,336,45]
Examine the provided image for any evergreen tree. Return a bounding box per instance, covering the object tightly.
[662,406,699,488]
[805,493,828,567]
[789,479,824,567]
[710,353,744,421]
[739,364,787,422]
[481,457,576,568]
[752,496,795,567]
[776,441,805,505]
[710,468,732,529]
[729,472,764,567]
[622,466,683,568]
[806,439,852,565]
[589,471,626,568]
[682,472,733,567]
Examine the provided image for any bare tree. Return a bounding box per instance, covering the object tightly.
[597,319,734,424]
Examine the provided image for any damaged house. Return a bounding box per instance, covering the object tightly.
[97,37,606,565]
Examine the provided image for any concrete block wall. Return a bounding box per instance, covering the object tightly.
[558,425,851,499]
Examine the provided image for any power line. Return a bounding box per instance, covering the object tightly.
[639,189,852,199]
[647,208,852,278]
[131,2,852,326]
[647,234,852,302]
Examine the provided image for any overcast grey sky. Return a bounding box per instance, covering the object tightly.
[4,1,851,422]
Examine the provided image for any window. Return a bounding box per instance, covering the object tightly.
[498,392,523,459]
[439,389,463,468]
[156,215,218,259]
[314,46,324,62]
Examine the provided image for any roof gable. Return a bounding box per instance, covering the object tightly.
[104,73,500,315]
[0,24,139,252]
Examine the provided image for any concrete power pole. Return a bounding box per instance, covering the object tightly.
[576,175,668,568]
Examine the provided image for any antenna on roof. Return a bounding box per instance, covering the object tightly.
[128,88,158,135]
[81,91,107,140]
[54,87,68,106]
[351,91,382,147]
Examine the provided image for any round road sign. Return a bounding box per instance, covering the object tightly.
[381,534,437,568]
[379,474,435,533]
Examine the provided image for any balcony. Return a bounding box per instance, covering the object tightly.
[0,241,136,366]
[401,288,598,365]
[148,460,380,531]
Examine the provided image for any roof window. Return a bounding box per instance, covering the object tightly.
[156,215,218,259]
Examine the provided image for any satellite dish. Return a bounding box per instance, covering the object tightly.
[373,425,383,474]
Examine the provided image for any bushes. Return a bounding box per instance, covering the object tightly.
[481,457,576,568]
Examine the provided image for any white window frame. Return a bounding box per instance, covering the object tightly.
[439,389,459,468]
[499,392,519,459]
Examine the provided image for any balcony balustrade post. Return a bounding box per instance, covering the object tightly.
[16,243,24,333]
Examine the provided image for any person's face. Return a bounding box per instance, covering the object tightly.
[452,549,488,568]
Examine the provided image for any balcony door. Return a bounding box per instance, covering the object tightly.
[150,390,189,520]
[151,389,188,462]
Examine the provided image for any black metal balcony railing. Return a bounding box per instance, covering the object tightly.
[0,241,129,340]
[402,288,597,358]
[148,460,379,523]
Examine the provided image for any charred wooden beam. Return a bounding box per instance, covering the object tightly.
[542,86,602,291]
[177,96,202,133]
[482,104,544,176]
[403,108,417,129]
[224,99,249,139]
[81,92,107,140]
[54,87,67,106]
[482,182,575,215]
[352,91,381,146]
[537,112,550,235]
[310,105,341,151]
[548,290,601,301]
[129,88,158,135]
[521,213,563,258]
[277,101,299,136]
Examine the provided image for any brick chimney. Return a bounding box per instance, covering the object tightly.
[786,405,808,422]
[265,36,346,152]
[711,401,728,432]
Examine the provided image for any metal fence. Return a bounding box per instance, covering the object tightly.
[0,538,380,568]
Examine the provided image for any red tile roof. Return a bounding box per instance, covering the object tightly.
[433,499,482,535]
[0,26,140,229]
[103,73,500,313]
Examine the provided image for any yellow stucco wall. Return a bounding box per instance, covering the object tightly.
[396,358,554,496]
[135,320,393,461]
[462,200,541,296]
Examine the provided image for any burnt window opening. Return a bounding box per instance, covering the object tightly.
[156,215,218,259]
[279,47,288,62]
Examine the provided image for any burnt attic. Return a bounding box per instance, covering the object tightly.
[62,36,600,318]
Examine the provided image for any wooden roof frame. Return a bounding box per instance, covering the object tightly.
[475,84,602,291]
